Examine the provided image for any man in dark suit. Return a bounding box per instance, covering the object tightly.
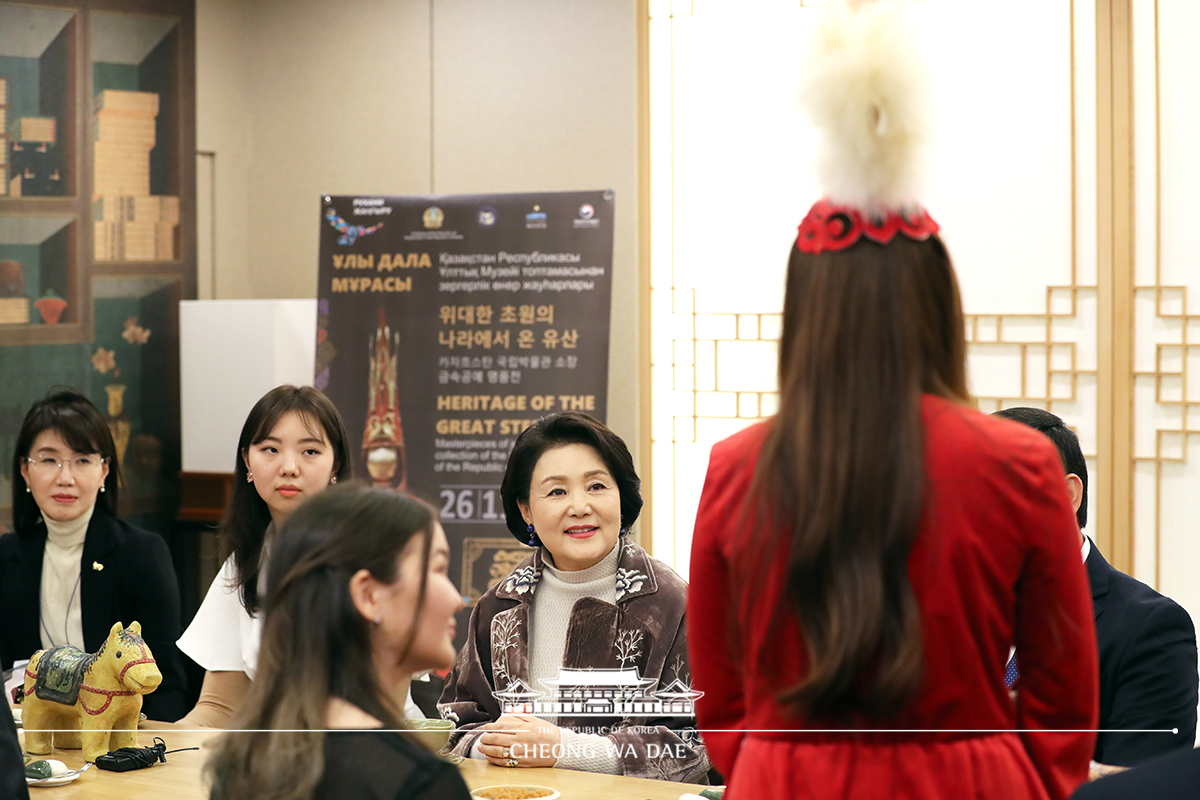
[994,407,1198,766]
[1070,747,1200,799]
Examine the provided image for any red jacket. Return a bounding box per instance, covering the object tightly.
[688,395,1098,800]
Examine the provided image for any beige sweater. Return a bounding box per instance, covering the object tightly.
[39,505,95,650]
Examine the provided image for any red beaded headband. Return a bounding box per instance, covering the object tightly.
[795,199,939,255]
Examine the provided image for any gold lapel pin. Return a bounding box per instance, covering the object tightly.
[92,561,104,571]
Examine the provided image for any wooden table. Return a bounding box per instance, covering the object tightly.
[17,724,710,799]
[457,758,709,799]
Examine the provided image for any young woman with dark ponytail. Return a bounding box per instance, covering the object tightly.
[205,486,468,800]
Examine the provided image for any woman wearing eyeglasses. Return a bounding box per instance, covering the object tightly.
[0,389,187,721]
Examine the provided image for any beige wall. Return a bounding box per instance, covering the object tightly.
[195,0,253,300]
[195,0,641,448]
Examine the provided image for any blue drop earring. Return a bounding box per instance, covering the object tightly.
[526,523,540,547]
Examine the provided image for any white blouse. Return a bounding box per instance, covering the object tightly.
[176,547,431,718]
[177,553,263,678]
[177,532,436,714]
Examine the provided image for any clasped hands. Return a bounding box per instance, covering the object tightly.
[477,714,562,768]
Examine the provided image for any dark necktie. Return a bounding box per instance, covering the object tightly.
[1004,653,1019,688]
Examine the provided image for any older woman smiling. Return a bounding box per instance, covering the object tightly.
[438,412,710,783]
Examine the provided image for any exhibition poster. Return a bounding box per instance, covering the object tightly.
[315,190,614,620]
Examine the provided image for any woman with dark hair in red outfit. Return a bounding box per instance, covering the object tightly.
[687,5,1098,800]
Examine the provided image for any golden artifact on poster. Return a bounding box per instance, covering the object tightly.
[363,309,407,490]
[21,621,162,762]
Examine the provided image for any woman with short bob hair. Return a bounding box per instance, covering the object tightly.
[206,486,468,800]
[439,411,710,783]
[0,388,187,721]
[498,411,644,544]
[178,385,352,727]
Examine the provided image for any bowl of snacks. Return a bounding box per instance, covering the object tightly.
[470,786,561,800]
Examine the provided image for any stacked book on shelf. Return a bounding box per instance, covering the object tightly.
[11,116,55,141]
[94,193,180,261]
[0,301,28,325]
[7,110,63,197]
[92,89,178,261]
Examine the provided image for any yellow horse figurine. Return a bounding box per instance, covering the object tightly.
[22,621,162,761]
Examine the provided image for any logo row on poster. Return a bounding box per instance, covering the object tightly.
[421,203,601,231]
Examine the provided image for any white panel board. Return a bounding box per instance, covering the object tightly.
[180,299,317,473]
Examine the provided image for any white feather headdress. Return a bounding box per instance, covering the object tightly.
[798,1,930,214]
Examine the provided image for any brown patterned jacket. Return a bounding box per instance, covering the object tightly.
[438,540,711,783]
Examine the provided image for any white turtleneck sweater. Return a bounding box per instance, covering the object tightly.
[470,542,623,774]
[39,505,95,651]
[529,543,620,717]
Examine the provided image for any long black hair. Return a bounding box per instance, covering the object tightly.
[220,385,351,614]
[744,235,969,720]
[206,486,436,800]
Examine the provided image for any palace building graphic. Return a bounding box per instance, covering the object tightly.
[493,668,704,717]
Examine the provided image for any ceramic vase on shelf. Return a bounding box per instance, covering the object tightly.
[105,384,131,469]
[34,294,67,324]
